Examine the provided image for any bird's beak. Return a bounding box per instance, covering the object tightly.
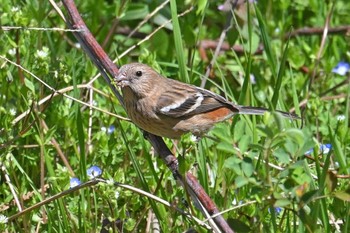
[115,71,129,87]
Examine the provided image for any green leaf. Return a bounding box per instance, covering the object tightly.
[121,4,149,20]
[242,157,254,177]
[334,191,350,202]
[274,198,291,207]
[217,141,235,154]
[170,0,189,83]
[283,128,305,145]
[153,14,173,30]
[271,34,290,108]
[224,156,242,175]
[235,176,249,188]
[254,4,277,79]
[325,171,338,193]
[238,134,251,153]
[274,149,290,164]
[196,0,208,14]
[243,32,260,54]
[227,218,251,233]
[288,46,306,69]
[233,120,246,143]
[124,218,136,231]
[24,78,35,93]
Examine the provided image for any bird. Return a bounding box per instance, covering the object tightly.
[114,63,299,139]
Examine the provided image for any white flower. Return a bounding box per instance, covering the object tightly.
[115,191,120,199]
[334,162,339,169]
[337,115,345,122]
[37,50,48,58]
[101,126,107,132]
[106,178,115,185]
[190,135,198,142]
[0,214,8,224]
[36,48,48,59]
[53,71,58,79]
[9,108,16,116]
[75,43,81,49]
[8,48,16,56]
[11,6,20,12]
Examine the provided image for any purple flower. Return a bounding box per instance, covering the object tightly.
[70,178,81,188]
[332,62,350,76]
[87,165,102,179]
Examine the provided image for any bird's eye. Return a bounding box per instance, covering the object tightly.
[135,71,142,77]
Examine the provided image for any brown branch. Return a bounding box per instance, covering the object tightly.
[60,0,234,232]
[145,133,233,232]
[288,25,350,38]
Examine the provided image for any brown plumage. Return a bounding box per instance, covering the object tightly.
[115,63,299,139]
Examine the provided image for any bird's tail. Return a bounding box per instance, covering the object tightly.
[237,106,300,120]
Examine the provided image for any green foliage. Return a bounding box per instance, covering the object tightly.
[1,0,350,232]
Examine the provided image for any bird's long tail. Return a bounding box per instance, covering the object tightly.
[237,106,300,120]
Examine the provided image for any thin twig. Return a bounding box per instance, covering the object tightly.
[287,25,350,38]
[1,163,23,212]
[1,26,82,32]
[7,180,99,221]
[10,83,129,126]
[87,86,94,154]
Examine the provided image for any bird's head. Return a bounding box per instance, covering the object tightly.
[115,63,161,96]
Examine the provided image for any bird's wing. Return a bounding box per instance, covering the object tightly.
[156,82,238,118]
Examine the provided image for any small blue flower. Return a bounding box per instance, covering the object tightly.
[268,207,282,215]
[70,178,81,188]
[320,144,332,154]
[275,207,282,214]
[87,165,102,179]
[332,62,350,76]
[304,148,314,155]
[305,144,332,155]
[107,125,115,134]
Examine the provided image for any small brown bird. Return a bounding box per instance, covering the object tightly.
[115,63,299,139]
